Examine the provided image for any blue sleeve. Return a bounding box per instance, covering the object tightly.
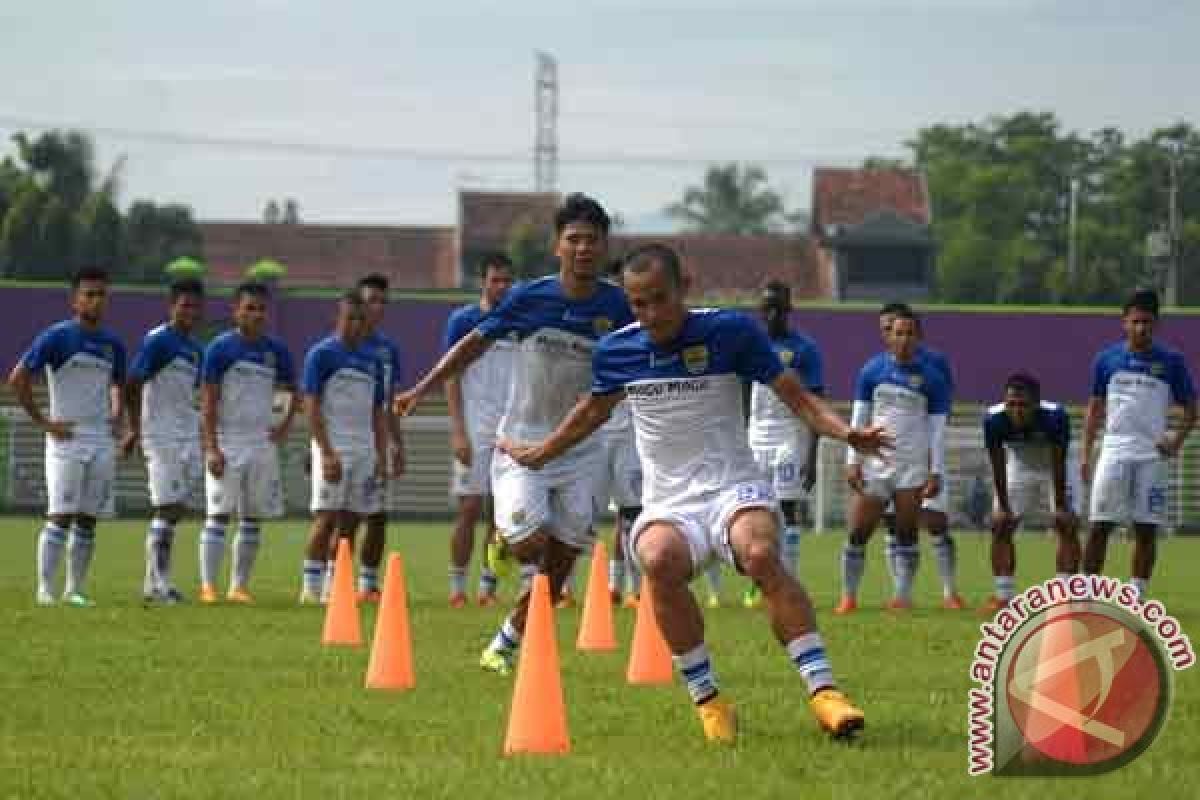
[1049,409,1071,448]
[20,327,64,372]
[983,412,1003,450]
[936,352,955,395]
[201,339,233,385]
[130,333,171,382]
[1168,353,1196,405]
[275,341,295,387]
[111,339,127,384]
[443,308,476,351]
[476,286,533,340]
[733,315,784,385]
[854,361,876,403]
[1090,351,1110,398]
[591,338,626,396]
[801,340,824,393]
[926,370,950,415]
[301,346,327,396]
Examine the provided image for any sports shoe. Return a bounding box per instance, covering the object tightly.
[742,585,763,609]
[357,588,382,604]
[706,592,721,610]
[556,591,576,610]
[486,539,513,578]
[833,596,858,615]
[299,589,322,606]
[810,688,865,739]
[886,597,912,612]
[226,587,255,604]
[477,592,498,608]
[449,592,468,608]
[199,584,219,605]
[36,588,57,607]
[978,595,1010,615]
[942,593,966,610]
[695,697,737,744]
[163,587,185,605]
[63,592,95,608]
[479,648,514,676]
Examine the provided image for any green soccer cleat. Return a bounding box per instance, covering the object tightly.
[487,538,513,579]
[742,585,763,609]
[63,592,95,608]
[479,648,515,676]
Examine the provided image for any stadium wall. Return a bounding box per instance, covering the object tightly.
[3,287,1200,403]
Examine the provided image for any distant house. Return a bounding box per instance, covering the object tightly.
[811,168,934,302]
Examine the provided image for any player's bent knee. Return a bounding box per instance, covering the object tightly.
[634,525,690,581]
[736,536,781,580]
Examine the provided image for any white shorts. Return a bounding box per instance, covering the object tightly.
[1000,462,1082,520]
[629,480,781,576]
[862,461,928,503]
[145,440,204,509]
[752,441,809,501]
[1089,454,1169,527]
[206,445,284,518]
[311,444,383,514]
[596,432,642,510]
[451,442,494,497]
[45,441,115,517]
[491,444,604,549]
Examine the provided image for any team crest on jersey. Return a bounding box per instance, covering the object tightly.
[908,375,924,389]
[778,348,794,366]
[593,317,613,335]
[683,345,709,374]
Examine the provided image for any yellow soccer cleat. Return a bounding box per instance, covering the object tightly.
[695,697,737,744]
[479,648,514,676]
[226,587,255,604]
[809,688,865,740]
[742,585,763,609]
[706,592,721,610]
[199,584,219,605]
[487,538,513,579]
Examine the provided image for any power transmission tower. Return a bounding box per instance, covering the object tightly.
[534,51,558,193]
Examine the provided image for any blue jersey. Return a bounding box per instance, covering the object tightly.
[476,277,633,441]
[748,329,823,448]
[130,323,203,445]
[20,319,126,441]
[363,331,402,400]
[918,344,954,399]
[592,309,782,505]
[984,401,1070,474]
[1090,341,1195,461]
[444,303,516,439]
[853,351,950,466]
[202,331,295,447]
[302,335,384,451]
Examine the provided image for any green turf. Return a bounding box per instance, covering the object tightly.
[1,518,1196,799]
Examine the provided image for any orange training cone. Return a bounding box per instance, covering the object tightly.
[365,552,415,690]
[503,574,570,755]
[321,538,363,647]
[577,540,618,651]
[626,578,674,685]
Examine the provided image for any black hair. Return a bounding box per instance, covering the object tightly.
[1123,288,1160,318]
[168,278,205,301]
[622,243,684,289]
[762,280,792,309]
[357,273,390,293]
[1005,372,1041,400]
[879,301,912,317]
[479,252,514,278]
[71,266,110,289]
[233,280,270,303]
[554,192,611,235]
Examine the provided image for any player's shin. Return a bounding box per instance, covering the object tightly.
[64,523,96,597]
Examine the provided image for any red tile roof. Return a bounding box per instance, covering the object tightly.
[811,168,929,234]
[199,222,458,289]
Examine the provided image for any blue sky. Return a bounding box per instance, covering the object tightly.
[1,0,1195,229]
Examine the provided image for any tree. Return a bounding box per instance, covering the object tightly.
[0,182,46,278]
[38,195,77,275]
[123,201,204,282]
[283,198,300,224]
[263,199,281,224]
[77,193,122,271]
[506,214,554,278]
[666,163,786,235]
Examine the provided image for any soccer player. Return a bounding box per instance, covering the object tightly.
[10,267,126,607]
[199,281,297,604]
[299,292,387,604]
[395,193,633,676]
[122,279,206,604]
[444,253,514,607]
[1082,289,1195,599]
[593,383,644,608]
[355,274,406,602]
[877,303,962,608]
[502,244,888,743]
[982,373,1080,612]
[743,280,822,609]
[838,308,950,613]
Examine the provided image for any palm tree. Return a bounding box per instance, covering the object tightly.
[666,163,785,235]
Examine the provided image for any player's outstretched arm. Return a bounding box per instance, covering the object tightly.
[394,330,491,417]
[770,371,891,456]
[499,392,623,470]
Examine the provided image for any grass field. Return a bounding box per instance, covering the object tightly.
[1,517,1197,799]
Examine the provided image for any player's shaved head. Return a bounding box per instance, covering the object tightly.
[622,243,684,290]
[1005,372,1041,401]
[622,244,688,345]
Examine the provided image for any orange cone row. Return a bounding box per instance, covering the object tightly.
[321,540,676,756]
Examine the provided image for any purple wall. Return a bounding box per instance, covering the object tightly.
[4,287,1197,403]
